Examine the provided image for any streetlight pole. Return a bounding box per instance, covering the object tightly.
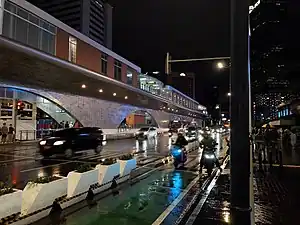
[165,53,230,75]
[230,1,251,225]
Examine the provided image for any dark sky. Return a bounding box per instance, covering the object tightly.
[108,0,231,109]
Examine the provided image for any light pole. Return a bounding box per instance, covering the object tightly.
[230,0,252,225]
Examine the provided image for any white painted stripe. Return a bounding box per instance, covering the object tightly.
[185,157,229,225]
[152,176,199,225]
[0,158,34,164]
[20,161,72,172]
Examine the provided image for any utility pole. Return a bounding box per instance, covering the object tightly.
[230,0,251,225]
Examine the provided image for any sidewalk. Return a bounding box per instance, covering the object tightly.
[189,163,300,225]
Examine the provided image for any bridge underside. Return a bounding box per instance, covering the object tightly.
[0,85,203,129]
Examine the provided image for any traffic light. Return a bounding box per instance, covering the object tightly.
[17,101,25,111]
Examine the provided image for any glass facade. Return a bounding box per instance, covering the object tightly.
[2,1,56,55]
[138,74,207,114]
[68,36,77,63]
[126,70,133,85]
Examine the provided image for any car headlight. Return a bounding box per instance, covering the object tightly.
[204,154,215,159]
[53,140,65,146]
[39,140,46,145]
[143,132,148,135]
[102,135,106,141]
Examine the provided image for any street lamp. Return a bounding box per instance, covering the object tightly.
[227,92,232,96]
[217,62,225,69]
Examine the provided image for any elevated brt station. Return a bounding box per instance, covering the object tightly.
[0,0,208,140]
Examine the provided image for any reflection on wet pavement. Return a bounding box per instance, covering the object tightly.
[33,169,198,225]
[0,135,172,189]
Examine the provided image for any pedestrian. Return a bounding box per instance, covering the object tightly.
[290,131,297,149]
[65,121,69,129]
[1,123,8,143]
[8,124,14,143]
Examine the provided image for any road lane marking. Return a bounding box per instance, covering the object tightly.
[185,157,229,225]
[20,161,74,172]
[152,176,200,225]
[0,158,34,164]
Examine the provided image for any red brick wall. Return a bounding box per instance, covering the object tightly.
[77,40,101,73]
[121,63,127,83]
[132,70,138,87]
[107,56,114,79]
[55,28,139,85]
[55,28,69,61]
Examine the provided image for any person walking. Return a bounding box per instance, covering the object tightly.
[1,123,8,143]
[8,124,15,143]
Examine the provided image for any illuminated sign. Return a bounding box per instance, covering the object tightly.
[249,0,260,14]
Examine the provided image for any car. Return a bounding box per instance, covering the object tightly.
[186,126,197,141]
[39,127,106,158]
[135,127,157,139]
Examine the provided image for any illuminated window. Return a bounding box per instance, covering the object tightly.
[68,36,77,63]
[126,70,133,85]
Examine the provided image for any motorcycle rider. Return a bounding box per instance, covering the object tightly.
[174,131,188,162]
[199,131,222,173]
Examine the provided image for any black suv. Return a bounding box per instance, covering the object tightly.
[39,127,106,158]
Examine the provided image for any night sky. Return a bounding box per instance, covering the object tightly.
[108,0,231,110]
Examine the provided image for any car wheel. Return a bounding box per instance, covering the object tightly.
[95,145,103,154]
[64,148,73,158]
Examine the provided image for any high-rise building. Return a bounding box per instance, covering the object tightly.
[166,72,196,100]
[249,0,298,123]
[28,0,112,49]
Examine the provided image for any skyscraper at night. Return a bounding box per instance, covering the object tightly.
[28,0,112,48]
[249,0,297,123]
[167,72,196,100]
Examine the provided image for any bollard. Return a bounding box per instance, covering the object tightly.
[258,149,263,172]
[279,151,283,168]
[269,150,273,168]
[263,145,267,163]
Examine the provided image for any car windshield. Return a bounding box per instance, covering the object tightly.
[139,127,149,131]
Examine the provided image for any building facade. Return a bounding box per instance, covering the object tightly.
[250,0,294,123]
[0,0,208,139]
[166,72,196,100]
[27,0,112,48]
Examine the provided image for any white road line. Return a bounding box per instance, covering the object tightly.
[20,161,73,172]
[0,153,37,159]
[0,158,34,164]
[185,162,228,225]
[152,176,200,225]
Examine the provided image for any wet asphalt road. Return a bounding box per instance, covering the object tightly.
[0,133,226,190]
[0,135,171,189]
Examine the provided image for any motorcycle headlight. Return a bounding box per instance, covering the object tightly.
[53,140,65,146]
[204,154,215,159]
[177,149,182,153]
[168,132,172,136]
[39,140,46,145]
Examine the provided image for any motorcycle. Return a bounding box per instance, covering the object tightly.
[202,145,218,176]
[171,145,187,169]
